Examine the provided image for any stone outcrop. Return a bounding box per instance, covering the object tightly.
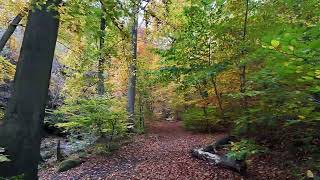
[0,28,65,109]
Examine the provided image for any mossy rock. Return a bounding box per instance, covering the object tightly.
[77,151,88,158]
[57,158,83,172]
[107,142,120,152]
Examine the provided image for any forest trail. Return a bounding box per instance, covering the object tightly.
[39,121,289,180]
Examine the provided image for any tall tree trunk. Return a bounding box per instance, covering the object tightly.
[0,12,25,52]
[127,2,139,124]
[211,77,224,116]
[208,40,224,116]
[144,10,150,37]
[97,2,107,96]
[197,85,210,132]
[138,94,144,129]
[239,0,249,108]
[0,0,61,178]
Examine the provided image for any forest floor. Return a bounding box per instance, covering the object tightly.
[39,121,292,180]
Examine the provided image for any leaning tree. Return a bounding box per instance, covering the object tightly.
[0,0,61,179]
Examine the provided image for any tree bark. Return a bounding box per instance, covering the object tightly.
[97,2,107,96]
[56,139,63,162]
[211,77,224,116]
[0,12,25,52]
[127,1,139,125]
[0,0,61,178]
[138,94,144,129]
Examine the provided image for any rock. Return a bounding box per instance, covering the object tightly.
[40,135,97,164]
[57,158,84,172]
[0,83,12,107]
[41,150,55,160]
[0,57,65,109]
[166,116,174,122]
[47,57,65,109]
[107,142,121,152]
[1,27,66,109]
[127,122,135,133]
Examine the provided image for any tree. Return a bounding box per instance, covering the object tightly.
[127,0,139,125]
[0,11,26,53]
[0,0,61,178]
[97,0,107,96]
[239,0,249,109]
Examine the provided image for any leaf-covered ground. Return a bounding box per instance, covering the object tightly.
[39,121,292,180]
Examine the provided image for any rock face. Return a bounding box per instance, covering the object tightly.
[0,58,65,108]
[0,82,12,107]
[0,28,65,109]
[40,135,96,163]
[48,57,65,108]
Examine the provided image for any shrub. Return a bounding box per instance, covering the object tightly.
[227,139,267,161]
[52,96,127,140]
[181,107,222,132]
[0,56,15,84]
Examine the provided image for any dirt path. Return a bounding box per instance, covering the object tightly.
[39,121,290,180]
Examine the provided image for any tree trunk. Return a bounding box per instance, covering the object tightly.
[138,94,144,129]
[239,0,249,108]
[208,40,224,117]
[197,84,210,132]
[127,2,139,125]
[97,3,107,96]
[0,0,61,178]
[0,12,25,52]
[211,77,224,116]
[56,139,63,162]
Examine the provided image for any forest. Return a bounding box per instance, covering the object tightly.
[0,0,319,179]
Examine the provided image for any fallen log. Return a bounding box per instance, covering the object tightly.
[192,148,247,175]
[191,136,247,175]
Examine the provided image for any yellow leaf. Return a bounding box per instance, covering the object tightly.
[271,40,280,48]
[288,46,294,51]
[307,170,314,178]
[298,115,305,120]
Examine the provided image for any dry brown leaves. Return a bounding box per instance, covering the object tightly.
[39,121,291,180]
